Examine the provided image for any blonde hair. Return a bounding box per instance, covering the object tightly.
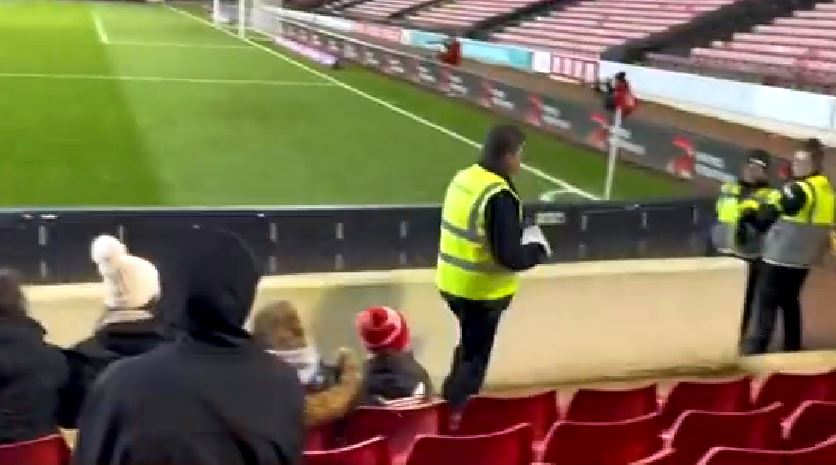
[252,300,306,350]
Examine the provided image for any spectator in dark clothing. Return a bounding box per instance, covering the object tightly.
[355,306,433,408]
[437,125,552,415]
[60,235,165,428]
[0,269,68,444]
[74,229,305,465]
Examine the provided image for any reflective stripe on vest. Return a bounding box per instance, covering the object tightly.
[763,175,835,267]
[436,164,520,300]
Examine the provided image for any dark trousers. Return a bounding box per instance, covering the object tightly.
[742,263,810,355]
[740,259,763,339]
[441,293,512,411]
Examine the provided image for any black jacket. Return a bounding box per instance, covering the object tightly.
[0,316,68,444]
[480,163,545,272]
[360,351,433,406]
[60,317,166,428]
[74,229,305,465]
[741,176,815,233]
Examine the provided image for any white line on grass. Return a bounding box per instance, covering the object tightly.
[91,10,110,44]
[108,41,252,49]
[0,72,337,87]
[165,5,600,200]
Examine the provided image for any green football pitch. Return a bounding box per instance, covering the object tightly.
[0,0,688,207]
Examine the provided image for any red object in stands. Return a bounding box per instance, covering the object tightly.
[665,402,784,465]
[696,447,785,465]
[754,371,836,418]
[786,436,836,465]
[566,384,658,422]
[305,422,336,451]
[540,412,663,465]
[342,402,448,465]
[304,437,392,465]
[660,378,753,428]
[438,39,462,66]
[405,424,533,465]
[784,400,836,449]
[456,391,559,443]
[630,448,675,465]
[0,434,70,465]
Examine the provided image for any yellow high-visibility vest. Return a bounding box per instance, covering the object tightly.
[763,174,836,267]
[436,164,521,300]
[714,182,777,257]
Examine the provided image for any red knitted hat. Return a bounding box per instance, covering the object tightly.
[355,306,411,353]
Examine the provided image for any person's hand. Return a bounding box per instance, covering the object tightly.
[334,347,360,383]
[522,225,552,258]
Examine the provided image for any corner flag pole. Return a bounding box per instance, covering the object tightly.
[238,0,247,37]
[603,108,622,200]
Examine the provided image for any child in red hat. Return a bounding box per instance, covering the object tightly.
[355,306,433,407]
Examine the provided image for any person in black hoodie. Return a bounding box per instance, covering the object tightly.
[0,269,68,444]
[74,228,305,465]
[60,235,166,428]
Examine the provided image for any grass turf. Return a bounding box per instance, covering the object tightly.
[0,0,689,206]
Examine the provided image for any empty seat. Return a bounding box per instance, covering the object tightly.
[784,400,836,449]
[754,372,836,418]
[660,378,752,428]
[305,423,336,451]
[304,437,392,465]
[664,403,784,465]
[405,424,533,465]
[0,435,70,465]
[696,447,785,465]
[786,436,836,465]
[342,402,447,465]
[566,384,658,422]
[456,391,559,444]
[540,412,663,465]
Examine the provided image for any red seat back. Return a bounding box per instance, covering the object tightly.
[668,403,784,465]
[696,447,785,465]
[786,436,836,465]
[540,412,663,465]
[304,437,392,465]
[0,435,69,465]
[456,391,558,441]
[305,422,336,451]
[342,402,447,464]
[660,378,752,428]
[566,384,658,422]
[784,400,836,449]
[405,424,533,465]
[755,372,836,417]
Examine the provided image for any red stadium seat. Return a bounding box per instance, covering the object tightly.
[786,436,836,465]
[456,391,559,444]
[631,448,675,465]
[664,403,784,465]
[305,437,392,465]
[660,378,752,428]
[696,447,785,465]
[405,424,533,465]
[784,400,836,449]
[540,412,663,465]
[754,371,836,418]
[0,434,70,465]
[566,384,658,422]
[342,402,448,465]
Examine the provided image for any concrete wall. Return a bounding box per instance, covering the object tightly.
[28,257,749,388]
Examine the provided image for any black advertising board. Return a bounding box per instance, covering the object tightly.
[280,23,758,185]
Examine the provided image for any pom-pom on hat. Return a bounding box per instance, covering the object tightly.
[91,235,160,309]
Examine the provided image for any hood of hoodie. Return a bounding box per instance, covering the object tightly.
[163,228,261,347]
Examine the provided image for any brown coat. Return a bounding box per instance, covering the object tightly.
[304,349,361,428]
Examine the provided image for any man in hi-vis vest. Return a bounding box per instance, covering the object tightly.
[712,150,779,342]
[436,125,552,414]
[741,138,835,355]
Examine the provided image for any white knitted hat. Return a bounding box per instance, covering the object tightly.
[91,235,161,309]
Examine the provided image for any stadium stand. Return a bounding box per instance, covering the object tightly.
[490,0,737,56]
[454,391,559,446]
[304,436,392,465]
[343,0,434,19]
[696,447,785,465]
[658,378,753,428]
[407,0,543,30]
[786,436,836,465]
[649,1,836,91]
[753,371,836,418]
[0,435,70,465]
[783,400,836,449]
[564,384,658,422]
[405,424,533,465]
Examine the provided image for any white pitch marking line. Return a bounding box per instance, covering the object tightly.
[91,10,110,44]
[0,72,337,87]
[107,41,252,49]
[166,5,600,200]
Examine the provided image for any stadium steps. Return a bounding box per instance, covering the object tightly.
[315,0,370,16]
[472,0,586,41]
[389,0,450,20]
[401,0,559,35]
[604,0,824,62]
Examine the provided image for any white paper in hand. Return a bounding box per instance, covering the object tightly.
[522,225,552,257]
